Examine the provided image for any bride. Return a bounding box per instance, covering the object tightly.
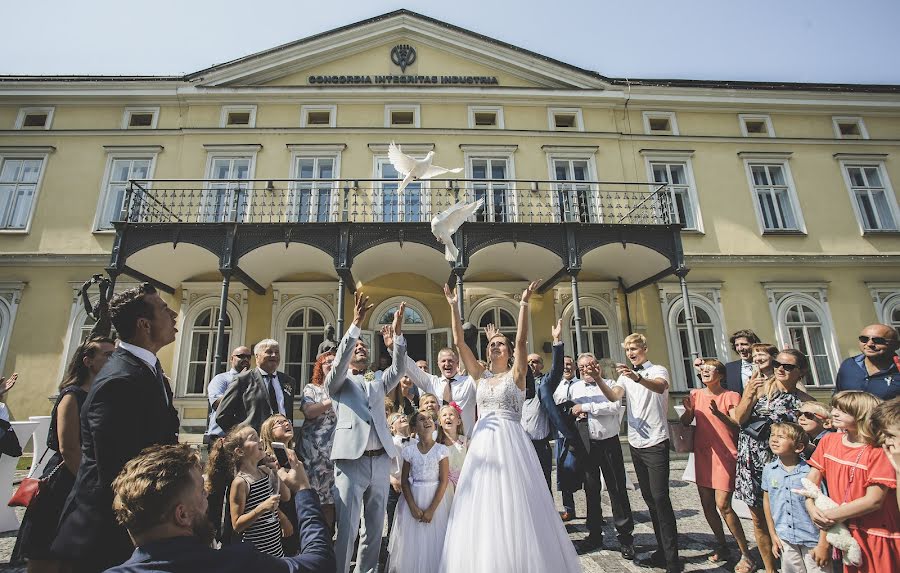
[439,280,582,572]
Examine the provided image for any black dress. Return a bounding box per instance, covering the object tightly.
[12,385,87,561]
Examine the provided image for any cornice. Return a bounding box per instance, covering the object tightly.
[0,253,109,266]
[684,254,900,266]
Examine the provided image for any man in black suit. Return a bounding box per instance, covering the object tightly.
[107,444,334,573]
[724,329,760,395]
[53,283,180,573]
[216,339,295,433]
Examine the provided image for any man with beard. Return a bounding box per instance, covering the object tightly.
[105,444,334,572]
[725,329,760,395]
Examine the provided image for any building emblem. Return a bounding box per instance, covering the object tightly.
[390,44,417,72]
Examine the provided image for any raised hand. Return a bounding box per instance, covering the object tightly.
[381,325,394,349]
[551,319,562,343]
[392,301,406,337]
[353,291,373,327]
[1,373,18,395]
[483,323,500,340]
[681,395,694,414]
[443,284,458,307]
[521,279,541,303]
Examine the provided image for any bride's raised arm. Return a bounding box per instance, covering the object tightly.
[512,280,541,390]
[443,284,485,381]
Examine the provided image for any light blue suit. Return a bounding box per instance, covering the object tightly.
[326,324,406,573]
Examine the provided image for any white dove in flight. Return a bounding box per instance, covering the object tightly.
[431,199,485,262]
[388,141,463,195]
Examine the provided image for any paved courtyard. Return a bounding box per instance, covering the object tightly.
[0,458,762,572]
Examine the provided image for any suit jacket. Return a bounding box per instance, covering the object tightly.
[53,347,179,567]
[725,359,745,395]
[537,343,577,443]
[216,369,295,433]
[326,326,406,460]
[106,489,335,573]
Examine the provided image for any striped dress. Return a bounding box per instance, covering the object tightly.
[238,471,284,557]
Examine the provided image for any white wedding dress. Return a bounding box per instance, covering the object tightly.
[439,371,582,572]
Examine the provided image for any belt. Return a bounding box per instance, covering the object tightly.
[362,448,385,457]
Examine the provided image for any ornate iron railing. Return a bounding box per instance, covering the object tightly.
[119,179,679,226]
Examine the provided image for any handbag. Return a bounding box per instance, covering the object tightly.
[743,418,772,441]
[8,457,63,508]
[667,421,695,453]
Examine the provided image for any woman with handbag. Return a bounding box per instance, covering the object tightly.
[732,348,814,573]
[681,359,753,572]
[12,336,115,572]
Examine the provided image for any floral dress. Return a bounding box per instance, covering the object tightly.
[734,390,803,508]
[301,382,337,505]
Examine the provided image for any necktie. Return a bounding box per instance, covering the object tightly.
[154,359,170,407]
[264,374,279,413]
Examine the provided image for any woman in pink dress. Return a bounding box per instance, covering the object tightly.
[681,359,755,572]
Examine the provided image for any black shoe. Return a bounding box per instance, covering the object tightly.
[620,544,635,560]
[637,551,667,568]
[581,533,603,550]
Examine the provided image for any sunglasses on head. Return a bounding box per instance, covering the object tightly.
[234,353,252,359]
[772,360,798,372]
[858,335,890,346]
[799,411,826,421]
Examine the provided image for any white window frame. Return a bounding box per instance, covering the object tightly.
[866,283,900,328]
[202,145,259,222]
[173,283,248,398]
[468,105,504,129]
[558,292,623,361]
[220,105,257,128]
[372,151,431,223]
[272,292,337,391]
[547,107,584,132]
[546,150,600,223]
[0,147,54,233]
[837,159,899,233]
[832,116,869,140]
[739,114,775,138]
[15,107,54,130]
[763,283,840,388]
[658,283,729,391]
[0,282,25,377]
[369,296,433,365]
[462,145,518,223]
[641,150,703,233]
[642,111,679,136]
[287,144,344,223]
[121,107,160,130]
[300,105,336,128]
[384,104,421,128]
[462,283,536,357]
[740,153,806,234]
[93,146,162,232]
[468,297,523,361]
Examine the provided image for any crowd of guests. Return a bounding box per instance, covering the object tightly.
[3,278,900,573]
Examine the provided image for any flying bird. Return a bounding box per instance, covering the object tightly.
[388,142,463,195]
[431,199,485,262]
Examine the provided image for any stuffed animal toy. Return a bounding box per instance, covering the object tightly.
[792,478,862,566]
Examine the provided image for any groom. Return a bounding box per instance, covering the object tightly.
[327,292,407,573]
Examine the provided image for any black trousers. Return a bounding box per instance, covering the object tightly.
[386,486,401,536]
[630,441,679,569]
[584,435,634,545]
[531,437,552,490]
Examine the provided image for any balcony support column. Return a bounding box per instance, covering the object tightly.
[455,269,465,319]
[676,265,700,371]
[214,271,232,375]
[570,270,583,357]
[337,275,346,336]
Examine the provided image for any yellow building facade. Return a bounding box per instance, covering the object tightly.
[1,10,899,434]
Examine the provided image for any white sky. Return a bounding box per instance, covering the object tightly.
[5,0,900,84]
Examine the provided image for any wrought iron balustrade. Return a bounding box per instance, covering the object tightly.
[119,179,679,226]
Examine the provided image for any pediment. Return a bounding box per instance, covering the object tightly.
[189,11,609,90]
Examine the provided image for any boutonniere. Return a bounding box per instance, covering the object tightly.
[364,371,376,382]
[282,384,293,395]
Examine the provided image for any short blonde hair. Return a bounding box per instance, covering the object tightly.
[770,422,810,450]
[621,333,647,349]
[799,401,830,419]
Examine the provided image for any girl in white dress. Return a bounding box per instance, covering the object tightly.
[439,281,582,573]
[437,404,468,493]
[387,412,453,573]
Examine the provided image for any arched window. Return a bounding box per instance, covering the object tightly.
[283,306,326,390]
[783,302,834,387]
[676,306,718,387]
[477,306,517,360]
[185,307,232,395]
[370,298,432,366]
[571,307,611,359]
[885,296,900,332]
[660,287,728,391]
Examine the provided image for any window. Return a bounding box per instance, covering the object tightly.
[0,155,47,230]
[96,155,155,230]
[290,155,337,223]
[745,161,803,232]
[648,160,700,230]
[739,114,774,138]
[371,300,430,367]
[676,306,719,388]
[833,117,868,140]
[122,107,159,129]
[552,157,597,223]
[783,303,834,387]
[571,307,611,359]
[184,307,232,395]
[283,307,326,390]
[0,282,24,376]
[385,105,420,128]
[889,299,900,332]
[642,111,678,135]
[659,285,728,390]
[468,106,504,129]
[476,306,517,360]
[470,157,512,223]
[15,107,54,130]
[866,284,900,330]
[841,163,898,231]
[301,105,336,128]
[203,154,253,222]
[375,157,426,222]
[220,105,256,128]
[548,108,583,131]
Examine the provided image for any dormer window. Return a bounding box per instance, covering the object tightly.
[642,111,678,135]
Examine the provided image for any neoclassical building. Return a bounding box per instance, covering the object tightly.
[1,10,898,434]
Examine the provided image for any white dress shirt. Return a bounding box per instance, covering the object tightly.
[740,359,753,384]
[258,367,286,415]
[615,360,670,449]
[553,377,579,405]
[569,379,621,441]
[404,355,475,437]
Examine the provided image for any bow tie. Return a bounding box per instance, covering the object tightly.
[352,369,366,376]
[401,437,412,443]
[632,363,645,371]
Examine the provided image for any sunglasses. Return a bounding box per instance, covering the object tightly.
[772,360,799,372]
[233,353,252,359]
[858,336,890,346]
[799,411,826,421]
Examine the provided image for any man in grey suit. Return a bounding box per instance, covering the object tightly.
[327,292,407,573]
[216,339,295,433]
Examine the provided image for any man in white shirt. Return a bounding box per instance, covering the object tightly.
[573,353,634,558]
[594,333,680,573]
[403,348,475,437]
[552,354,580,520]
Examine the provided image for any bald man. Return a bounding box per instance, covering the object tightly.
[835,323,900,400]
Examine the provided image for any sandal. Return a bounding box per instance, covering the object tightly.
[733,555,757,573]
[708,545,732,563]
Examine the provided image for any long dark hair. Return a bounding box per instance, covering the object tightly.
[60,336,115,390]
